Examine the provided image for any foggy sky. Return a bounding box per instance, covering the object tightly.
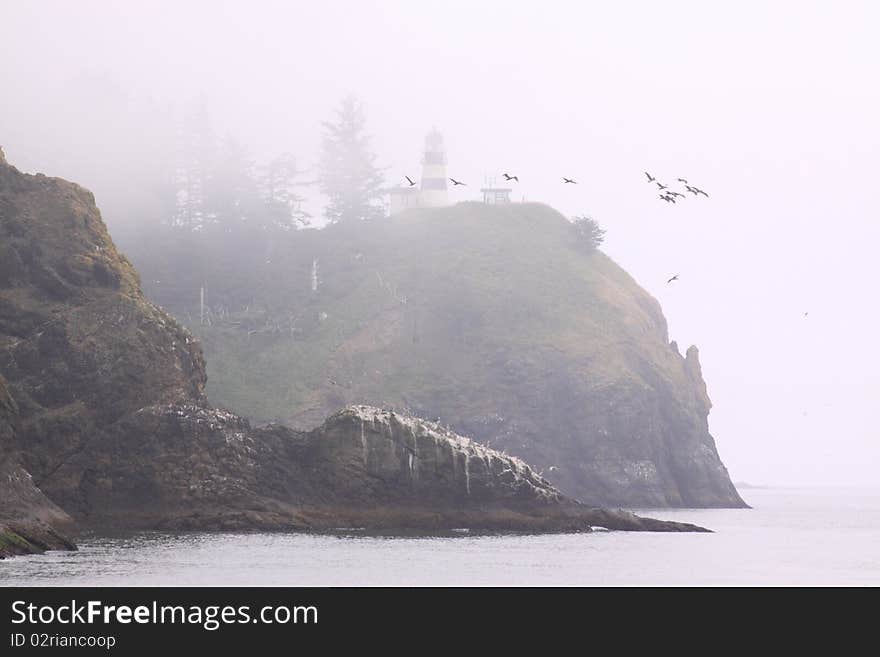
[2,1,878,487]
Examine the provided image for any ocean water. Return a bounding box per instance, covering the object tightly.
[2,487,878,586]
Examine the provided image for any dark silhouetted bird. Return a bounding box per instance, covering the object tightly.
[693,187,709,197]
[656,182,668,190]
[686,185,699,196]
[503,173,519,182]
[667,275,679,284]
[563,177,577,184]
[405,175,416,187]
[668,191,686,198]
[449,178,466,186]
[677,178,688,184]
[645,171,656,182]
[660,194,675,203]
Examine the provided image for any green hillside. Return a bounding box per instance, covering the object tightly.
[138,202,744,508]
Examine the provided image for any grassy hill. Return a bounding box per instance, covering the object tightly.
[137,202,744,507]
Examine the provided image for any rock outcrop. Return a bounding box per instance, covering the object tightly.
[0,373,76,558]
[0,155,205,515]
[71,403,705,533]
[0,156,707,540]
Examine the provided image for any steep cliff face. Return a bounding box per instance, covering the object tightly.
[0,373,75,558]
[0,157,206,511]
[139,202,744,507]
[0,156,705,535]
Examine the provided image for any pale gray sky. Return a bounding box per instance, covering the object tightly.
[2,0,878,486]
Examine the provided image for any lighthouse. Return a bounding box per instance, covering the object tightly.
[419,128,448,207]
[388,128,452,215]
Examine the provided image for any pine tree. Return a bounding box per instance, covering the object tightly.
[318,96,384,224]
[207,135,259,228]
[171,102,217,230]
[260,153,310,230]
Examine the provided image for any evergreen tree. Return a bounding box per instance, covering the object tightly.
[170,102,217,230]
[207,135,260,228]
[260,153,310,230]
[318,96,384,224]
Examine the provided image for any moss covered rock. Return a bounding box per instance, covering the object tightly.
[0,373,76,558]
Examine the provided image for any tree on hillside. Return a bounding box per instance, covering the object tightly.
[259,153,311,230]
[206,135,261,227]
[170,102,217,230]
[318,96,385,224]
[571,215,606,251]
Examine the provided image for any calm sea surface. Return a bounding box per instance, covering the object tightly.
[2,487,878,586]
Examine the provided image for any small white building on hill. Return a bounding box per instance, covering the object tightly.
[480,176,512,204]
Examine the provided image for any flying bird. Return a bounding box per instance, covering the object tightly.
[677,178,688,184]
[405,175,416,187]
[656,182,668,190]
[693,187,709,197]
[449,178,466,186]
[668,191,686,198]
[660,194,675,203]
[645,171,656,182]
[685,185,700,196]
[503,173,519,182]
[563,177,577,184]
[667,275,679,284]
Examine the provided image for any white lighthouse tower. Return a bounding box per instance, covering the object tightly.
[419,128,448,207]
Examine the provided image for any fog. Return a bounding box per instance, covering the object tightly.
[2,0,878,487]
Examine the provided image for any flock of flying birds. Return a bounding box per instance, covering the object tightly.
[401,169,713,286]
[644,171,709,205]
[642,171,712,284]
[403,172,573,188]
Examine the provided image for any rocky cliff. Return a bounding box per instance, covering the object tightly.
[0,155,706,540]
[136,202,745,508]
[0,373,76,558]
[0,151,206,516]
